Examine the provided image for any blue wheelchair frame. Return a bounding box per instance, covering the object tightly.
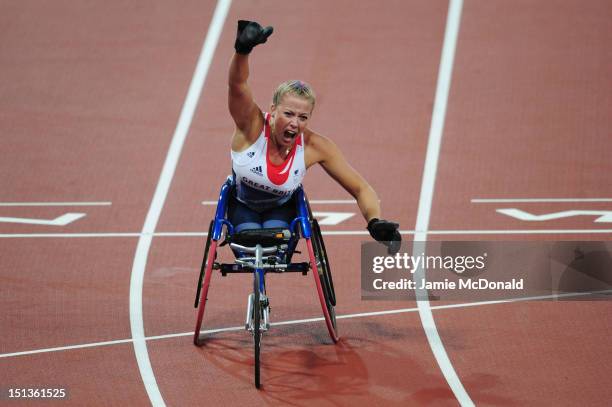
[211,178,312,271]
[194,178,339,353]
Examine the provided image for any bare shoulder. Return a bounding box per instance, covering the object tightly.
[304,129,341,168]
[231,110,265,152]
[303,128,369,200]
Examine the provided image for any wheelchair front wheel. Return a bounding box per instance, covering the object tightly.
[253,271,262,388]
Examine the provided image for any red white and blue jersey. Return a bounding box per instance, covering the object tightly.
[231,113,306,211]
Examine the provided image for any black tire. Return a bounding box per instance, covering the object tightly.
[194,220,214,308]
[312,219,337,333]
[253,271,262,389]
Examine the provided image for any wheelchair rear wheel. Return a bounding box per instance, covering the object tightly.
[313,220,337,307]
[193,220,217,346]
[308,219,339,342]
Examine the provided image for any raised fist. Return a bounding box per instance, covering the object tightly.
[235,20,273,55]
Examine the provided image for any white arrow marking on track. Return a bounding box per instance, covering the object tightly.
[311,211,355,225]
[497,209,612,223]
[0,213,86,226]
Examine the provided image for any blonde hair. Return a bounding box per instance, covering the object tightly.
[272,80,316,110]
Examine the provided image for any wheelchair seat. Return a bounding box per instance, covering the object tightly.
[229,227,293,247]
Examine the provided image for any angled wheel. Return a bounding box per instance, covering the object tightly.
[312,219,337,307]
[253,271,262,388]
[193,221,217,346]
[307,219,339,343]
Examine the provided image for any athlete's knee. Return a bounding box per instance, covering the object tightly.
[262,219,290,229]
[235,222,263,232]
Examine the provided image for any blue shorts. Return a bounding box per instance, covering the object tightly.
[228,194,296,232]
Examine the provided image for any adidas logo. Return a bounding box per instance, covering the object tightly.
[250,165,263,176]
[247,151,255,158]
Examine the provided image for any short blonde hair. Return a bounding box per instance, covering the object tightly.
[272,80,316,110]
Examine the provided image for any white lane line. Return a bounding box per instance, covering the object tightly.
[0,338,135,358]
[472,198,612,203]
[129,1,231,406]
[0,327,245,359]
[0,202,112,206]
[496,208,612,223]
[4,289,610,359]
[412,1,471,406]
[0,233,140,238]
[0,232,210,238]
[8,198,603,207]
[1,229,611,238]
[201,199,357,205]
[0,213,86,226]
[426,229,612,234]
[308,199,357,204]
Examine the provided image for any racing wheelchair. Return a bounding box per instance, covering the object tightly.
[193,179,338,388]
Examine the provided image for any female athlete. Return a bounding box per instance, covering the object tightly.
[228,20,401,251]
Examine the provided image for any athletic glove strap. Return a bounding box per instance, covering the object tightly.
[234,20,274,55]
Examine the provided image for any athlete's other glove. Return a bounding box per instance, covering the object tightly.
[367,218,402,254]
[234,20,273,55]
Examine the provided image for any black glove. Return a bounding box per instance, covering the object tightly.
[368,218,402,254]
[234,20,273,55]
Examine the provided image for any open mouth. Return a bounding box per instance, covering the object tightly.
[283,130,297,141]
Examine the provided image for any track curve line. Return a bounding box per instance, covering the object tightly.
[128,1,231,405]
[412,1,474,406]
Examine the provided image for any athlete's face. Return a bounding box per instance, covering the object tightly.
[270,94,313,150]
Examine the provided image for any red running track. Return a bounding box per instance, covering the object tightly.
[1,0,611,406]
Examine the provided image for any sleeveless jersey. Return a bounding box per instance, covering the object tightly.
[231,113,306,211]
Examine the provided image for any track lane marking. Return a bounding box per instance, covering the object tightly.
[1,229,611,238]
[0,213,85,226]
[128,1,231,406]
[412,0,472,405]
[202,199,357,205]
[0,202,112,206]
[3,289,610,359]
[497,208,612,223]
[473,198,612,203]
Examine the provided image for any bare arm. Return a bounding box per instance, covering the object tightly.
[311,134,381,222]
[309,133,401,251]
[228,53,263,141]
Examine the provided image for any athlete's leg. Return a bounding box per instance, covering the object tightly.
[261,197,297,229]
[228,195,262,232]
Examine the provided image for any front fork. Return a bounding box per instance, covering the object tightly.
[245,267,270,332]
